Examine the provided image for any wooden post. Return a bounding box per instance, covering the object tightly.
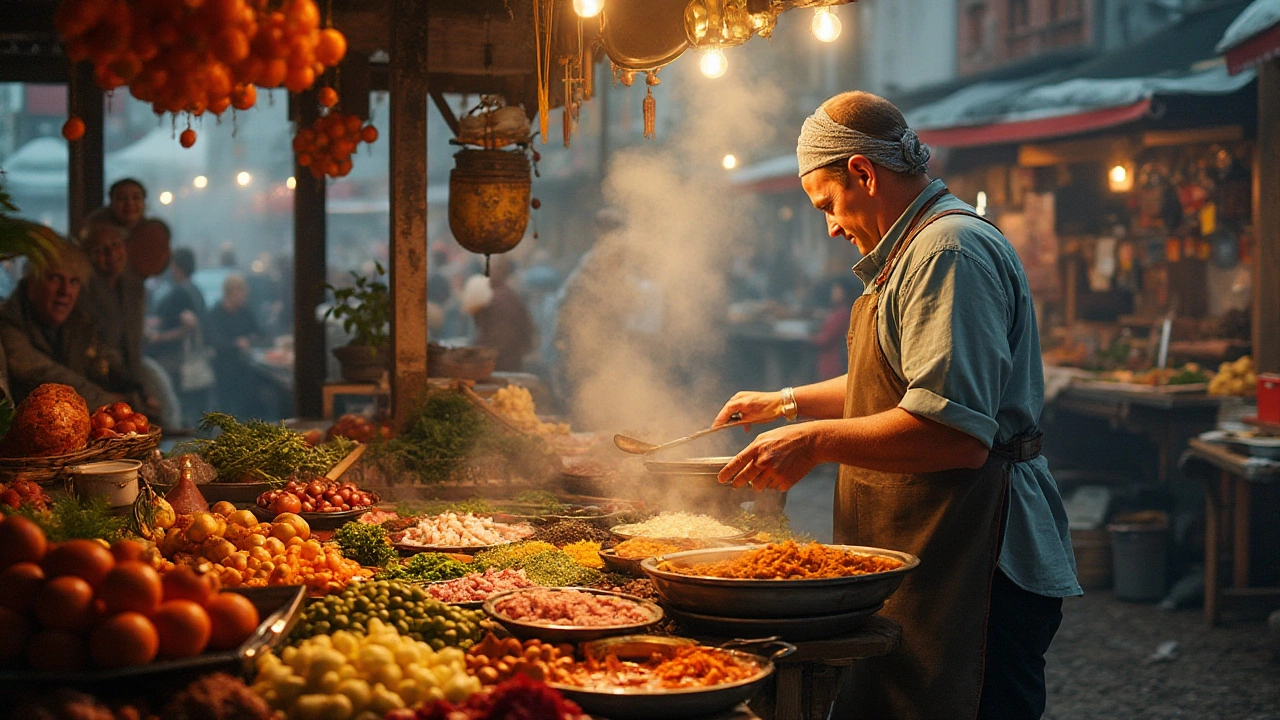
[292,88,327,418]
[389,0,430,429]
[67,63,103,238]
[1255,59,1280,374]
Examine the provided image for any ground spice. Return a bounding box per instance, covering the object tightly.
[560,540,603,569]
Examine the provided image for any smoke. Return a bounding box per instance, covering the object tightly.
[558,69,786,449]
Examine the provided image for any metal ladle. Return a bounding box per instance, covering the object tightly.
[613,412,746,455]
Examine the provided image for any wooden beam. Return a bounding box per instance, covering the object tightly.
[430,92,460,136]
[1255,59,1280,375]
[67,62,103,239]
[389,0,430,429]
[292,88,328,418]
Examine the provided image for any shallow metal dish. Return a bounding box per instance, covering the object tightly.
[546,635,794,720]
[483,587,663,643]
[643,456,734,475]
[598,548,645,576]
[665,602,884,642]
[641,544,919,618]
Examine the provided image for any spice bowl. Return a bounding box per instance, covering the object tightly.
[483,587,663,643]
[69,459,142,508]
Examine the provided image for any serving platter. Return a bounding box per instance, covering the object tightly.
[483,587,663,643]
[643,456,734,475]
[546,635,794,720]
[641,544,919,619]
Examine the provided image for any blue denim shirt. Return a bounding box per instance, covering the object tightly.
[852,179,1082,598]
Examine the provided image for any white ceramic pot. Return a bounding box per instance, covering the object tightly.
[71,459,142,507]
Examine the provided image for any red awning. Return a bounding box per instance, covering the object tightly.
[1225,20,1280,73]
[914,98,1153,150]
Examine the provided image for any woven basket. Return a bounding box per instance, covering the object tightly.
[0,427,162,485]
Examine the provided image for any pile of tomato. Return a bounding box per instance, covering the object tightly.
[257,477,378,514]
[54,0,346,142]
[0,478,51,511]
[90,401,151,441]
[0,516,259,671]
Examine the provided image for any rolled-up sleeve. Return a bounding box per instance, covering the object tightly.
[893,248,1010,447]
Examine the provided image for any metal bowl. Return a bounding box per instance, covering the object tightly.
[665,602,884,642]
[642,456,734,475]
[546,635,794,720]
[641,544,919,618]
[483,587,663,644]
[598,548,645,576]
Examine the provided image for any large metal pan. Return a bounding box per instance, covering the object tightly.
[547,635,795,720]
[641,544,919,618]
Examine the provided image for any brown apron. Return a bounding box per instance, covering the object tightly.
[834,189,1042,720]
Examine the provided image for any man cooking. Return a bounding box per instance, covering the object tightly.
[714,91,1080,719]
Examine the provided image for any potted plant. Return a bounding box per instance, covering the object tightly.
[324,263,391,382]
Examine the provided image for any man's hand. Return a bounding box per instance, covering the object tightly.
[714,391,784,432]
[718,423,820,493]
[179,310,198,329]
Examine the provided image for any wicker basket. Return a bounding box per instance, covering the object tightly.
[0,427,163,485]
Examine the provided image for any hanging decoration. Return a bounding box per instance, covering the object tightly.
[53,0,346,146]
[643,71,659,139]
[448,98,536,264]
[292,110,378,179]
[532,0,555,143]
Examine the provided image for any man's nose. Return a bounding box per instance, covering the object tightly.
[826,217,843,238]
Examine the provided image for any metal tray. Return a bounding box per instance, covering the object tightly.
[0,585,305,689]
[547,635,793,720]
[641,544,919,619]
[665,602,884,642]
[598,548,645,576]
[483,587,663,643]
[250,504,373,530]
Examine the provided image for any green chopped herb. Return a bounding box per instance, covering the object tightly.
[377,552,472,583]
[332,522,398,568]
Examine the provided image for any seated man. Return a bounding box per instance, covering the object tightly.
[0,243,131,408]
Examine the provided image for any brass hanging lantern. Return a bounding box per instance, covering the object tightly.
[448,148,532,257]
[684,0,754,50]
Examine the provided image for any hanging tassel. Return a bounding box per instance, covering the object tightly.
[643,87,656,139]
[564,104,572,147]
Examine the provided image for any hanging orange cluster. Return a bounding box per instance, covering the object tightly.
[54,0,346,125]
[293,110,377,179]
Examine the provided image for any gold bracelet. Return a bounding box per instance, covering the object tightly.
[780,386,799,422]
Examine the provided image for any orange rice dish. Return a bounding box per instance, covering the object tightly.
[657,540,903,579]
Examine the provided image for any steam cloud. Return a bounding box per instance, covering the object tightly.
[558,70,785,451]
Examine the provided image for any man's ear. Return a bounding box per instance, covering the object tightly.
[848,155,877,196]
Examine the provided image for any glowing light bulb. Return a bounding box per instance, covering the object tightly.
[700,49,728,79]
[237,171,252,186]
[812,8,842,43]
[193,175,208,189]
[158,191,173,205]
[722,154,738,170]
[1109,165,1127,184]
[286,176,297,190]
[573,0,602,18]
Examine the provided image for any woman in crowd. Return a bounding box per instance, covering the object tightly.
[81,178,147,234]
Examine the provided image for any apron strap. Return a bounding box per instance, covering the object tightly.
[875,198,1003,287]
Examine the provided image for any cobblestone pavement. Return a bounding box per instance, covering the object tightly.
[1046,592,1279,720]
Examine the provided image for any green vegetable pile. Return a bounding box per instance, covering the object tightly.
[332,522,398,568]
[365,391,555,484]
[732,510,813,543]
[376,552,472,583]
[292,580,487,650]
[473,543,601,587]
[186,412,356,486]
[8,496,127,543]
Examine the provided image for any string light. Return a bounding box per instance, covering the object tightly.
[237,171,252,186]
[812,7,841,43]
[193,175,208,188]
[722,154,737,170]
[572,0,602,18]
[158,191,173,205]
[700,49,728,79]
[286,176,297,190]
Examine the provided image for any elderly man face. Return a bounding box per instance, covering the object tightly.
[28,264,84,327]
[801,162,882,254]
[84,224,129,280]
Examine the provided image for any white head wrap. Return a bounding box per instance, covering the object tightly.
[796,107,931,177]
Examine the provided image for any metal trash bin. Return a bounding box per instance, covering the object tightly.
[1108,511,1169,602]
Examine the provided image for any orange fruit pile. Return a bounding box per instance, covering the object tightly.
[0,515,259,671]
[54,0,346,127]
[157,505,369,594]
[293,109,378,179]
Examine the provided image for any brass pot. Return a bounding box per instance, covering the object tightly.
[448,149,531,256]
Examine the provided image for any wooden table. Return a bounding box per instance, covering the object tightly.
[1049,387,1227,485]
[682,616,902,720]
[1181,438,1280,625]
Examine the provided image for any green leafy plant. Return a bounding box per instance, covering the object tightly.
[324,262,390,348]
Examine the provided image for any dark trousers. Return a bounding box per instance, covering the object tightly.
[977,569,1064,720]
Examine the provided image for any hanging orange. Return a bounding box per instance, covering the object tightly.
[61,116,86,141]
[180,128,197,148]
[317,86,337,108]
[359,125,377,144]
[314,28,346,65]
